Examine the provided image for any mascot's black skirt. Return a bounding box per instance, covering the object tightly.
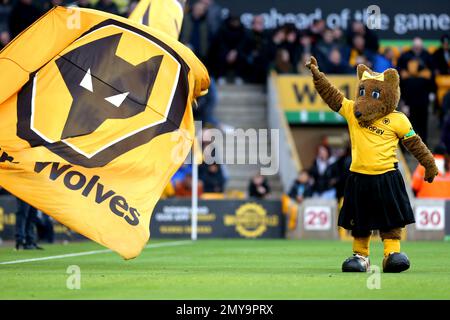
[338,169,415,232]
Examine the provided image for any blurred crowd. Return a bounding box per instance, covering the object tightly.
[287,143,351,204]
[180,1,450,150]
[179,1,382,83]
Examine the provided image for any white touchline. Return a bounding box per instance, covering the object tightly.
[0,240,192,265]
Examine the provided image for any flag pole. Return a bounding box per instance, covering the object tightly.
[191,138,198,241]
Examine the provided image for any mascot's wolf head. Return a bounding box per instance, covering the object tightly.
[55,33,163,139]
[353,64,400,125]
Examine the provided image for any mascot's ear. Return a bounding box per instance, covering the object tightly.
[357,64,372,80]
[383,68,400,87]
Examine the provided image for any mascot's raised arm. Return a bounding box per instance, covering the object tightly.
[306,56,438,273]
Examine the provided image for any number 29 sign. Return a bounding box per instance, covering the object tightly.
[303,206,332,230]
[415,206,445,231]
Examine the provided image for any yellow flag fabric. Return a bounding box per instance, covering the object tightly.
[0,6,209,259]
[129,0,185,39]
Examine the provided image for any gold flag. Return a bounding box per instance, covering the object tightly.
[129,0,185,39]
[0,6,209,259]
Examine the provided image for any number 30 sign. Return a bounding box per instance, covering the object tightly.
[415,206,445,231]
[304,206,331,230]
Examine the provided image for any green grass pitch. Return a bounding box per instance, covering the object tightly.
[0,239,449,299]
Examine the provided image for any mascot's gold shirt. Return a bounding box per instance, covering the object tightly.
[339,98,416,175]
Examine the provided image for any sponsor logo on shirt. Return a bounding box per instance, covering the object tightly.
[358,122,385,135]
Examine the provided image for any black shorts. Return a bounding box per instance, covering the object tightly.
[338,169,415,233]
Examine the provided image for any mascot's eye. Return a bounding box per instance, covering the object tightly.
[359,88,365,96]
[372,91,380,99]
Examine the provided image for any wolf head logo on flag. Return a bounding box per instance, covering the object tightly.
[55,33,163,140]
[16,19,192,168]
[0,6,209,259]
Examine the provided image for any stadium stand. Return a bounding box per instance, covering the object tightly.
[215,83,284,197]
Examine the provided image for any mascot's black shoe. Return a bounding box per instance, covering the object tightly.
[383,252,410,273]
[342,254,370,272]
